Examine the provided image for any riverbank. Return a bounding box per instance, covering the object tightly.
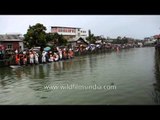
[0,43,137,67]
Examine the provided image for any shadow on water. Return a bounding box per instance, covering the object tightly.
[88,54,97,73]
[0,67,14,87]
[87,51,111,73]
[0,66,26,88]
[152,49,160,104]
[26,59,87,93]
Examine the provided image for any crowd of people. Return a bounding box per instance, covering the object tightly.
[13,47,74,66]
[1,43,135,67]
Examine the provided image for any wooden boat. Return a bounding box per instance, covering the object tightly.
[9,65,21,69]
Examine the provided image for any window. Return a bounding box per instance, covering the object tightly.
[62,28,65,32]
[71,29,74,33]
[7,44,12,49]
[64,28,67,32]
[58,28,62,32]
[72,29,76,33]
[53,28,57,32]
[68,29,71,33]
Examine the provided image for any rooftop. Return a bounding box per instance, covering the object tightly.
[51,26,81,29]
[68,37,89,44]
[0,34,23,42]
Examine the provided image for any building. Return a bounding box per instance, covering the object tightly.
[144,36,157,46]
[51,26,87,40]
[68,37,89,49]
[153,34,160,43]
[0,34,24,51]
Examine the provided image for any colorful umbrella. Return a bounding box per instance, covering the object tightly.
[44,47,51,51]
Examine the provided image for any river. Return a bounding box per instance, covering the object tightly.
[0,47,160,105]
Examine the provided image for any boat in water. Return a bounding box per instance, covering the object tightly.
[9,65,21,69]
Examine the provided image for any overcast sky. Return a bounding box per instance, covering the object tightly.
[0,15,160,39]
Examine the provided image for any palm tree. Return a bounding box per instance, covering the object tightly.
[86,30,96,44]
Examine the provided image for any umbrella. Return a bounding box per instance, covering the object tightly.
[44,47,51,51]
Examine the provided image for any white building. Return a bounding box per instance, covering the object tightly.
[51,26,87,40]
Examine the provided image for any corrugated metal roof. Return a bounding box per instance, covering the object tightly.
[68,37,89,44]
[0,34,23,42]
[68,36,81,42]
[0,39,23,42]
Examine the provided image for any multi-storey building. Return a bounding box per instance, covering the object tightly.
[51,26,87,40]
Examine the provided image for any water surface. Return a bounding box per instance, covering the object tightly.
[0,47,159,105]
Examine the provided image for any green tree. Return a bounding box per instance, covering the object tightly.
[46,33,55,42]
[58,35,67,46]
[86,30,96,44]
[48,33,67,46]
[24,23,48,48]
[121,37,128,44]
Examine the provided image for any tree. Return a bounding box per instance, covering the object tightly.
[86,29,96,44]
[117,36,122,40]
[121,37,128,44]
[46,33,55,42]
[57,34,67,46]
[46,33,67,46]
[24,23,48,48]
[53,33,67,46]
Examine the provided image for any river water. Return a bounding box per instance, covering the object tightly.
[0,47,160,105]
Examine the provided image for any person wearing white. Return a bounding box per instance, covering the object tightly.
[49,54,54,62]
[29,52,34,64]
[34,52,39,64]
[42,51,46,63]
[15,49,18,54]
[59,49,62,60]
[57,47,62,60]
[54,53,59,62]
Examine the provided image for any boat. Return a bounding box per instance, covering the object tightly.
[9,65,21,69]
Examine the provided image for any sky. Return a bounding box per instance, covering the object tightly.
[0,15,160,39]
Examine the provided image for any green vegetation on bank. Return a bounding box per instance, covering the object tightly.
[24,23,67,49]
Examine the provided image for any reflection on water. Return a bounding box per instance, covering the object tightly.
[152,50,160,104]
